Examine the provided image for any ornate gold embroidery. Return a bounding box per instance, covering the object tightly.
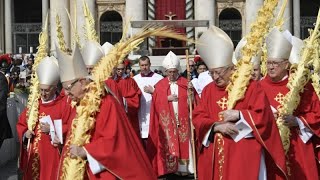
[216,96,227,180]
[32,125,41,179]
[178,118,189,143]
[274,92,285,109]
[160,111,177,172]
[217,97,228,110]
[31,112,46,179]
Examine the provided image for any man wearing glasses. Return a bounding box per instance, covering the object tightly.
[260,28,320,179]
[193,26,287,180]
[113,62,142,137]
[55,45,155,180]
[17,56,72,180]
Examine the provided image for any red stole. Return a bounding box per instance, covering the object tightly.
[57,93,156,180]
[16,95,72,180]
[193,81,287,180]
[115,76,141,136]
[147,77,193,176]
[260,75,320,179]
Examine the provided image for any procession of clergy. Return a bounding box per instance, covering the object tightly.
[16,6,320,180]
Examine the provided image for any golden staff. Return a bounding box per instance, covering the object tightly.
[186,49,197,180]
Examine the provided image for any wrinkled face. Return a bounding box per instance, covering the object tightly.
[189,60,195,72]
[139,60,151,75]
[116,64,125,77]
[62,78,85,103]
[166,68,179,82]
[209,66,233,88]
[266,58,289,82]
[86,65,94,75]
[251,64,261,81]
[39,84,57,102]
[197,64,207,74]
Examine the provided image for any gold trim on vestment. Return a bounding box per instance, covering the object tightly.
[246,110,288,180]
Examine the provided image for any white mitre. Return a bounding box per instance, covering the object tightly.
[196,25,234,69]
[162,51,180,70]
[56,44,88,82]
[81,40,104,66]
[234,37,262,66]
[289,36,304,65]
[101,42,114,55]
[266,28,293,60]
[36,56,60,85]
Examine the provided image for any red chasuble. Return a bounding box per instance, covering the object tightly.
[16,94,73,180]
[147,77,196,176]
[260,75,320,179]
[115,76,141,136]
[192,81,287,180]
[104,77,123,103]
[58,93,156,180]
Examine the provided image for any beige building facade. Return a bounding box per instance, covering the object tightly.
[0,0,318,55]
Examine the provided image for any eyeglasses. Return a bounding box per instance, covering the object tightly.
[117,68,125,71]
[209,67,230,77]
[40,86,55,94]
[64,79,79,92]
[266,60,286,67]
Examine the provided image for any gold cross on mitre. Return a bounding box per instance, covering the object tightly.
[165,11,177,20]
[217,97,228,110]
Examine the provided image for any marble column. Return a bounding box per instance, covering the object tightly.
[42,0,49,25]
[50,0,70,55]
[126,0,144,36]
[293,0,300,38]
[194,0,215,39]
[245,0,264,34]
[5,0,12,53]
[0,0,4,54]
[70,0,96,47]
[274,0,293,33]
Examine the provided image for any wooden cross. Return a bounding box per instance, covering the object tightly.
[165,11,177,20]
[217,97,228,110]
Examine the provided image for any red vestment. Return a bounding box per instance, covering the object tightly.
[115,76,141,136]
[104,77,122,103]
[58,92,156,180]
[147,77,195,176]
[260,75,320,180]
[193,81,287,180]
[16,94,73,180]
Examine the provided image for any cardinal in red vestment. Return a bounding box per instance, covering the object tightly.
[193,26,287,180]
[260,29,320,180]
[55,44,156,180]
[17,56,73,180]
[147,51,199,178]
[113,62,141,137]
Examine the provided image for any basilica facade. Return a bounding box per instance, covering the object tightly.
[0,0,318,56]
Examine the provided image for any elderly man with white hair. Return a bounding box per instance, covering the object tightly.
[193,26,287,180]
[17,56,72,180]
[147,51,198,179]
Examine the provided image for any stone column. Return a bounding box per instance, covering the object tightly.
[293,0,300,38]
[0,0,5,54]
[245,0,264,34]
[274,0,293,32]
[42,0,49,25]
[126,0,144,36]
[195,0,215,39]
[5,0,12,53]
[50,0,70,55]
[70,0,96,47]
